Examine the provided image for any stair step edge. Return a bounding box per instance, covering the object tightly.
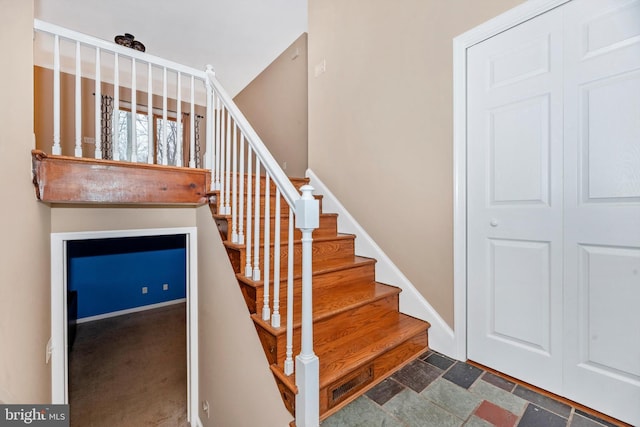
[212,212,338,221]
[222,232,356,251]
[250,283,402,335]
[270,320,428,390]
[235,256,377,288]
[318,318,429,387]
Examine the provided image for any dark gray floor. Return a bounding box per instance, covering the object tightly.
[322,351,624,427]
[69,303,188,427]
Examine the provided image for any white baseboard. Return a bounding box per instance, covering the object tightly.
[306,169,458,359]
[76,298,187,324]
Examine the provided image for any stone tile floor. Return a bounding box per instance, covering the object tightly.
[321,351,625,427]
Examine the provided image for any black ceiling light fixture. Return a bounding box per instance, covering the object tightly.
[114,33,146,52]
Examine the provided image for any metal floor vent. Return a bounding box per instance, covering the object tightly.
[329,364,374,408]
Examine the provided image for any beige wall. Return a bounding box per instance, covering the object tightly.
[195,206,292,427]
[234,34,308,178]
[308,0,524,327]
[51,206,196,233]
[0,0,52,403]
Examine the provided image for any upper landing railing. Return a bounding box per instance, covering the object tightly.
[34,20,320,427]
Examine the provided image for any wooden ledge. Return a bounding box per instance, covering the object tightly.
[31,150,211,205]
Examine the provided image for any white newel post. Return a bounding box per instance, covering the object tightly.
[295,185,320,427]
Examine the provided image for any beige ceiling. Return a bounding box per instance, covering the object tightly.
[35,0,307,97]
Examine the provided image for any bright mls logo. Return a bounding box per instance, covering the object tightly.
[0,405,69,427]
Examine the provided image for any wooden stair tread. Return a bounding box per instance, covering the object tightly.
[271,312,429,389]
[205,177,309,196]
[251,281,400,335]
[235,256,376,290]
[212,211,338,221]
[222,232,355,251]
[317,312,428,385]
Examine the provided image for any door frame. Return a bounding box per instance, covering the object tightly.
[452,0,571,360]
[50,227,199,423]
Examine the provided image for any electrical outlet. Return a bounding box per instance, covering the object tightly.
[142,286,148,294]
[163,283,169,291]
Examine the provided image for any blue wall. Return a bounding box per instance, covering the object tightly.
[67,235,187,319]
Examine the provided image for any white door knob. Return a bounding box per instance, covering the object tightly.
[490,219,499,227]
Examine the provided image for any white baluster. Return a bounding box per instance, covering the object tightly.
[238,134,245,245]
[205,76,213,184]
[112,53,120,161]
[94,47,102,159]
[218,104,226,215]
[252,159,261,281]
[161,67,168,165]
[176,71,182,167]
[214,96,221,190]
[245,146,253,277]
[147,63,153,164]
[224,111,235,215]
[271,188,281,328]
[189,75,195,168]
[74,41,82,157]
[284,209,294,375]
[224,110,232,215]
[231,123,238,243]
[262,173,271,322]
[130,58,137,162]
[52,35,61,155]
[295,185,320,427]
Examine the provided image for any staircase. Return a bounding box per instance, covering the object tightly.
[208,175,430,420]
[33,19,429,425]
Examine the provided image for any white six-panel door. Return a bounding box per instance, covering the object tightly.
[467,0,640,424]
[562,0,640,422]
[467,3,565,391]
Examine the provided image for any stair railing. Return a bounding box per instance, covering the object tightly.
[34,19,208,167]
[34,19,320,425]
[204,67,320,427]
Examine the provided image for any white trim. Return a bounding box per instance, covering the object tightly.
[75,298,187,324]
[305,169,457,358]
[34,19,207,79]
[452,0,572,361]
[50,227,198,425]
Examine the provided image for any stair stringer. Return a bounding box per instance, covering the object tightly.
[195,205,293,427]
[306,169,457,359]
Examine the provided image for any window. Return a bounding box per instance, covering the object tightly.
[115,109,180,165]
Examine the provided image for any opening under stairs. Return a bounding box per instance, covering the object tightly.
[208,174,431,420]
